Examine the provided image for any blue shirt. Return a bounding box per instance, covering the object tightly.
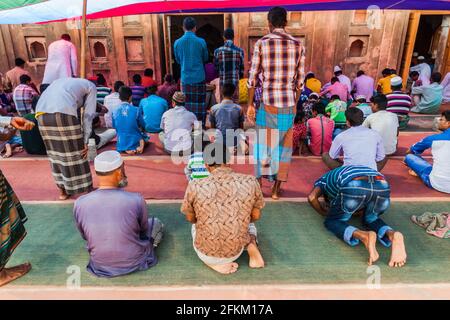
[174,31,208,85]
[315,165,384,200]
[74,189,157,277]
[139,94,168,133]
[209,99,244,137]
[112,102,146,152]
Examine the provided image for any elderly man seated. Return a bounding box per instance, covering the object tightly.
[73,151,163,277]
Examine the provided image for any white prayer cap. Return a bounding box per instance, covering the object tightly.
[413,52,419,57]
[334,65,342,73]
[390,76,403,87]
[94,150,123,173]
[418,56,425,60]
[355,95,366,101]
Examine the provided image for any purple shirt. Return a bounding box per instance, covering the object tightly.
[322,82,350,101]
[73,189,157,277]
[205,63,218,83]
[352,74,375,101]
[329,126,385,170]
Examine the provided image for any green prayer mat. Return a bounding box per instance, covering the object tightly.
[7,202,450,286]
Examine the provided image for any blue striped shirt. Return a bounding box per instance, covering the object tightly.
[314,165,383,200]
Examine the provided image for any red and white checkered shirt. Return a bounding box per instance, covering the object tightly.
[248,28,304,108]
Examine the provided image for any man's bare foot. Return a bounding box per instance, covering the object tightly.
[271,181,282,200]
[408,169,418,177]
[125,150,137,155]
[247,241,265,268]
[0,262,32,287]
[388,231,407,268]
[356,230,379,265]
[206,262,239,274]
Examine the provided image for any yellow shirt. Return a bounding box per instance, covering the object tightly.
[306,78,322,93]
[377,74,396,95]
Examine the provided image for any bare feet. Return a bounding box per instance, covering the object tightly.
[247,241,265,269]
[206,262,239,274]
[0,262,32,287]
[271,181,282,200]
[388,231,407,268]
[125,150,137,155]
[408,169,418,177]
[356,230,379,266]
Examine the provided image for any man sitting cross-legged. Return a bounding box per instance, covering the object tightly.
[74,150,163,277]
[322,108,387,171]
[404,110,450,194]
[308,165,407,267]
[181,142,265,274]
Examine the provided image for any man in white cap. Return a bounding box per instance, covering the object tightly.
[386,76,412,129]
[410,56,431,86]
[363,94,399,156]
[411,72,444,114]
[73,150,163,277]
[334,66,352,95]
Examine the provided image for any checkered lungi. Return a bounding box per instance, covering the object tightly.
[182,82,207,124]
[254,103,295,182]
[37,113,92,195]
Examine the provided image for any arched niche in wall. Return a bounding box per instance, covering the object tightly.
[348,36,369,57]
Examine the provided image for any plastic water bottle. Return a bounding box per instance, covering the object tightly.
[87,138,97,161]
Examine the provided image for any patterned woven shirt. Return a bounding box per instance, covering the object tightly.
[181,167,265,258]
[214,40,244,87]
[13,84,38,116]
[248,28,304,108]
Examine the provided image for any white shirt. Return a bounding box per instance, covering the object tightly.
[0,116,11,127]
[410,62,431,86]
[36,78,97,144]
[103,92,122,128]
[160,106,199,152]
[441,72,450,103]
[42,39,78,84]
[430,140,450,193]
[363,110,399,155]
[338,74,352,94]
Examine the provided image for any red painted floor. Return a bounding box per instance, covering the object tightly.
[2,157,446,201]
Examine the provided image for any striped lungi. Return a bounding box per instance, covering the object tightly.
[37,113,92,195]
[182,82,207,124]
[0,171,27,270]
[254,103,295,182]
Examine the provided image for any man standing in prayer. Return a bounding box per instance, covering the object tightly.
[42,34,78,85]
[214,28,244,103]
[0,116,35,287]
[247,7,304,200]
[74,151,163,277]
[36,78,96,200]
[174,17,209,125]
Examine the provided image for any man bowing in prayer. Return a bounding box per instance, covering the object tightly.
[36,77,97,200]
[74,151,164,278]
[247,6,304,200]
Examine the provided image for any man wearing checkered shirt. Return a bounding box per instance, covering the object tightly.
[247,6,304,200]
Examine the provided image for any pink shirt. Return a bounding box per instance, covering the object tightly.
[307,115,335,156]
[351,74,375,100]
[322,82,349,102]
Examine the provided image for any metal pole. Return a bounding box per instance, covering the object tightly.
[80,0,87,78]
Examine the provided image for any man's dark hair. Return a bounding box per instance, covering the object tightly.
[114,80,125,92]
[203,142,230,166]
[61,34,71,41]
[132,74,142,85]
[183,17,197,31]
[382,68,392,76]
[442,110,450,121]
[334,70,342,76]
[164,74,174,83]
[431,72,442,83]
[15,58,26,67]
[305,73,315,80]
[370,94,388,110]
[96,73,107,86]
[330,94,340,101]
[223,28,234,40]
[144,68,154,77]
[119,86,133,102]
[40,83,50,93]
[410,71,419,78]
[331,77,339,84]
[268,6,287,28]
[146,84,158,95]
[356,70,364,77]
[19,74,31,84]
[390,69,396,74]
[345,107,364,126]
[222,83,236,98]
[312,102,325,115]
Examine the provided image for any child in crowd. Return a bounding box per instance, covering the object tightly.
[184,139,210,181]
[0,127,23,158]
[325,95,347,129]
[293,111,307,155]
[130,74,146,107]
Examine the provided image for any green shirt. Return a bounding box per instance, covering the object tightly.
[326,100,347,124]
